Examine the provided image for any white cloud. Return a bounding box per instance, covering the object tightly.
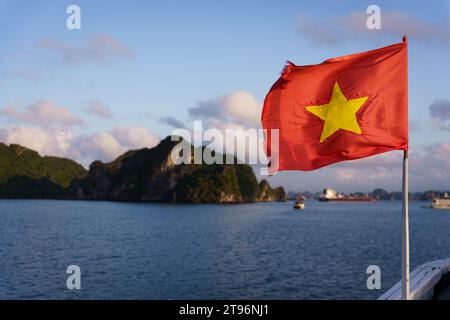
[1,100,83,128]
[111,127,159,150]
[0,126,72,158]
[72,127,159,165]
[185,91,265,164]
[222,91,261,125]
[189,90,262,126]
[86,132,126,160]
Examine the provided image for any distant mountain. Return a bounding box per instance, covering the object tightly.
[287,188,448,201]
[0,143,87,198]
[0,137,286,203]
[286,191,315,200]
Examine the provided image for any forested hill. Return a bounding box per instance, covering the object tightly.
[0,143,87,198]
[0,138,286,203]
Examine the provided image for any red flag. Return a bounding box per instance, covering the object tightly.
[262,40,408,173]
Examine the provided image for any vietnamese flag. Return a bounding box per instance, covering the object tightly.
[262,39,408,173]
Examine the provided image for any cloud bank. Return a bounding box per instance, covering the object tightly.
[72,127,159,163]
[0,99,158,166]
[297,11,450,46]
[0,125,159,167]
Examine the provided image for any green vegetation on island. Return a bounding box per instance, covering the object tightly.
[0,137,286,203]
[0,143,87,198]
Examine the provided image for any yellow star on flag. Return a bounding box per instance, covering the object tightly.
[306,81,368,143]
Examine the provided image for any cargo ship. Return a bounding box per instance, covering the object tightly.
[318,188,375,202]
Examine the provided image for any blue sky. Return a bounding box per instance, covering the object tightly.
[1,0,450,192]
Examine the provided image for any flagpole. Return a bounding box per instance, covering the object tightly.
[401,35,410,300]
[401,150,410,300]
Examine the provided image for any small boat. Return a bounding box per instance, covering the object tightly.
[293,200,305,210]
[379,258,450,300]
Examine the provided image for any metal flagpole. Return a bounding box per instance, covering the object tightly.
[401,149,410,300]
[401,35,410,300]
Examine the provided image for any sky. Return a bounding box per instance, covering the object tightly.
[0,0,450,193]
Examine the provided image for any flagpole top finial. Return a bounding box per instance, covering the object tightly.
[403,35,408,44]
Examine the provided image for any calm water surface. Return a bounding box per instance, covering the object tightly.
[0,200,449,299]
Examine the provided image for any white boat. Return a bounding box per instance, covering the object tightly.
[379,258,450,300]
[293,200,305,210]
[422,193,450,209]
[430,196,450,209]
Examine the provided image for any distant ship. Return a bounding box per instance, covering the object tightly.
[318,188,375,202]
[424,193,450,209]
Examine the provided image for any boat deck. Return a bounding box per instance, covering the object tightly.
[379,259,450,300]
